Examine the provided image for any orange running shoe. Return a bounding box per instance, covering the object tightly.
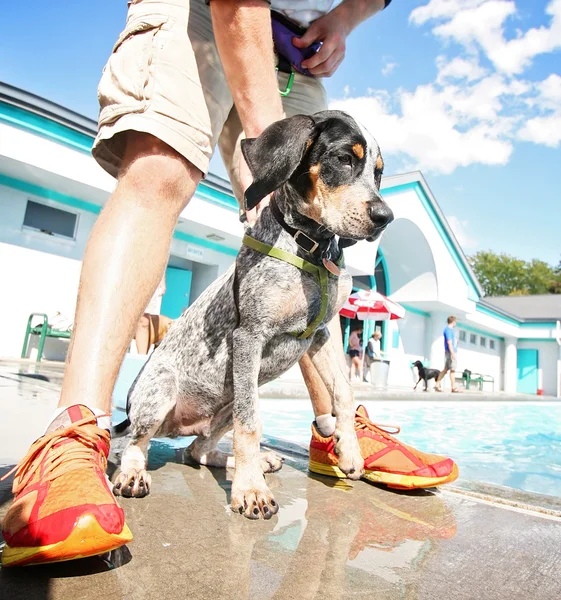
[309,405,459,490]
[1,405,132,567]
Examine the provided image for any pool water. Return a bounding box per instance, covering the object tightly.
[259,400,561,498]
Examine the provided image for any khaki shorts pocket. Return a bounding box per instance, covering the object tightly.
[98,14,171,126]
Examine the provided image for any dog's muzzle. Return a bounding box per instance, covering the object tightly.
[366,200,394,241]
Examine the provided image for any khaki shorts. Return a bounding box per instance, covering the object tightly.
[444,352,457,371]
[93,0,327,205]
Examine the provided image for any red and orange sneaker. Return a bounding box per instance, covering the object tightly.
[1,405,132,567]
[309,405,459,490]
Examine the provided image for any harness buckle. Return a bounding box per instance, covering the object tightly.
[294,230,319,254]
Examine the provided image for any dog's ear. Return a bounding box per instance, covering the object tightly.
[241,114,316,211]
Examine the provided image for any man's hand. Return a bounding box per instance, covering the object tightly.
[293,11,349,77]
[293,0,387,77]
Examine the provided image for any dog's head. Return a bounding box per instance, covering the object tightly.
[241,110,394,241]
[413,360,423,368]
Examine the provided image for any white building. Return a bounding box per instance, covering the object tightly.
[1,83,560,396]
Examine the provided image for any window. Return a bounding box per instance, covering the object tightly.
[23,201,78,240]
[470,333,477,344]
[480,336,487,347]
[459,330,466,342]
[490,340,496,350]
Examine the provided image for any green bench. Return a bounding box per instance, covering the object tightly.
[455,370,495,391]
[21,313,72,363]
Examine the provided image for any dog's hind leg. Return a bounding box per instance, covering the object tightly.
[307,324,364,481]
[186,405,283,473]
[113,371,178,498]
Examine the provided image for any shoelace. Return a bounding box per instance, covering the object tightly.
[0,415,110,495]
[355,414,401,441]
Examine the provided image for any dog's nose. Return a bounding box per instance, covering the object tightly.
[368,201,394,229]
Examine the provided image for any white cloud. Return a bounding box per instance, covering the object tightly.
[410,0,487,26]
[329,2,561,174]
[446,215,477,249]
[518,74,561,147]
[381,58,398,77]
[330,75,521,174]
[436,55,488,83]
[412,0,561,75]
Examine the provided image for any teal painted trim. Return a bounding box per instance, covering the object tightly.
[476,304,520,326]
[174,230,238,257]
[381,321,388,353]
[392,329,400,349]
[0,101,94,154]
[0,100,239,214]
[378,249,390,295]
[457,322,504,342]
[343,318,351,352]
[0,172,240,257]
[382,182,480,302]
[476,304,555,329]
[0,173,101,214]
[519,338,558,343]
[195,183,238,212]
[402,304,430,319]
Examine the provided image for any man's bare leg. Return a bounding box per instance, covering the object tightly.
[60,133,202,412]
[435,368,448,392]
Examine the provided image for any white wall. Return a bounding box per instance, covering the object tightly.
[0,185,97,359]
[517,340,559,396]
[0,182,236,359]
[0,242,81,359]
[386,312,427,387]
[456,327,503,391]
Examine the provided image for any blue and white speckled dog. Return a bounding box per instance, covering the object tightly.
[113,110,394,520]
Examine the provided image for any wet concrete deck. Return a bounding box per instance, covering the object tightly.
[2,363,561,599]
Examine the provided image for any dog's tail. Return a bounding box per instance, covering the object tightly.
[112,417,131,438]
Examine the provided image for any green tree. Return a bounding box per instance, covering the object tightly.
[469,251,561,296]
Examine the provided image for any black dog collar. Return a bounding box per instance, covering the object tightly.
[269,197,334,259]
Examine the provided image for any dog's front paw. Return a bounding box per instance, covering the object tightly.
[113,469,152,498]
[260,451,284,473]
[231,480,279,520]
[334,430,364,481]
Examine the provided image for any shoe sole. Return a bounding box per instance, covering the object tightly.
[1,514,133,568]
[309,460,459,490]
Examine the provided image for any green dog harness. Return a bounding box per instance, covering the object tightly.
[242,234,342,340]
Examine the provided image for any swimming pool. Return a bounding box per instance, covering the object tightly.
[114,396,561,499]
[259,399,561,498]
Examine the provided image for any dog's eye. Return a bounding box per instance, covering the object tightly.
[338,155,352,167]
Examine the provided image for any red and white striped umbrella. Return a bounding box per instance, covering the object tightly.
[339,290,405,321]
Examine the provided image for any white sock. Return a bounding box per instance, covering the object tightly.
[315,413,336,437]
[45,405,112,434]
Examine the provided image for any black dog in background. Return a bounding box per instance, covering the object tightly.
[413,360,440,391]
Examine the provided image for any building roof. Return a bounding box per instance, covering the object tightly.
[381,171,484,300]
[484,295,561,320]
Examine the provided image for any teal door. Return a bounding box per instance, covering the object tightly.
[161,267,192,319]
[516,349,538,394]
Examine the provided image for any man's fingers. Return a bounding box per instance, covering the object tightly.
[302,39,337,71]
[309,50,344,77]
[292,22,322,48]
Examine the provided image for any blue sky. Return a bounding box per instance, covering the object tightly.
[1,0,560,265]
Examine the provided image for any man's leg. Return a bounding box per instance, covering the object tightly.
[1,134,202,567]
[60,134,200,411]
[435,367,448,391]
[449,370,456,390]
